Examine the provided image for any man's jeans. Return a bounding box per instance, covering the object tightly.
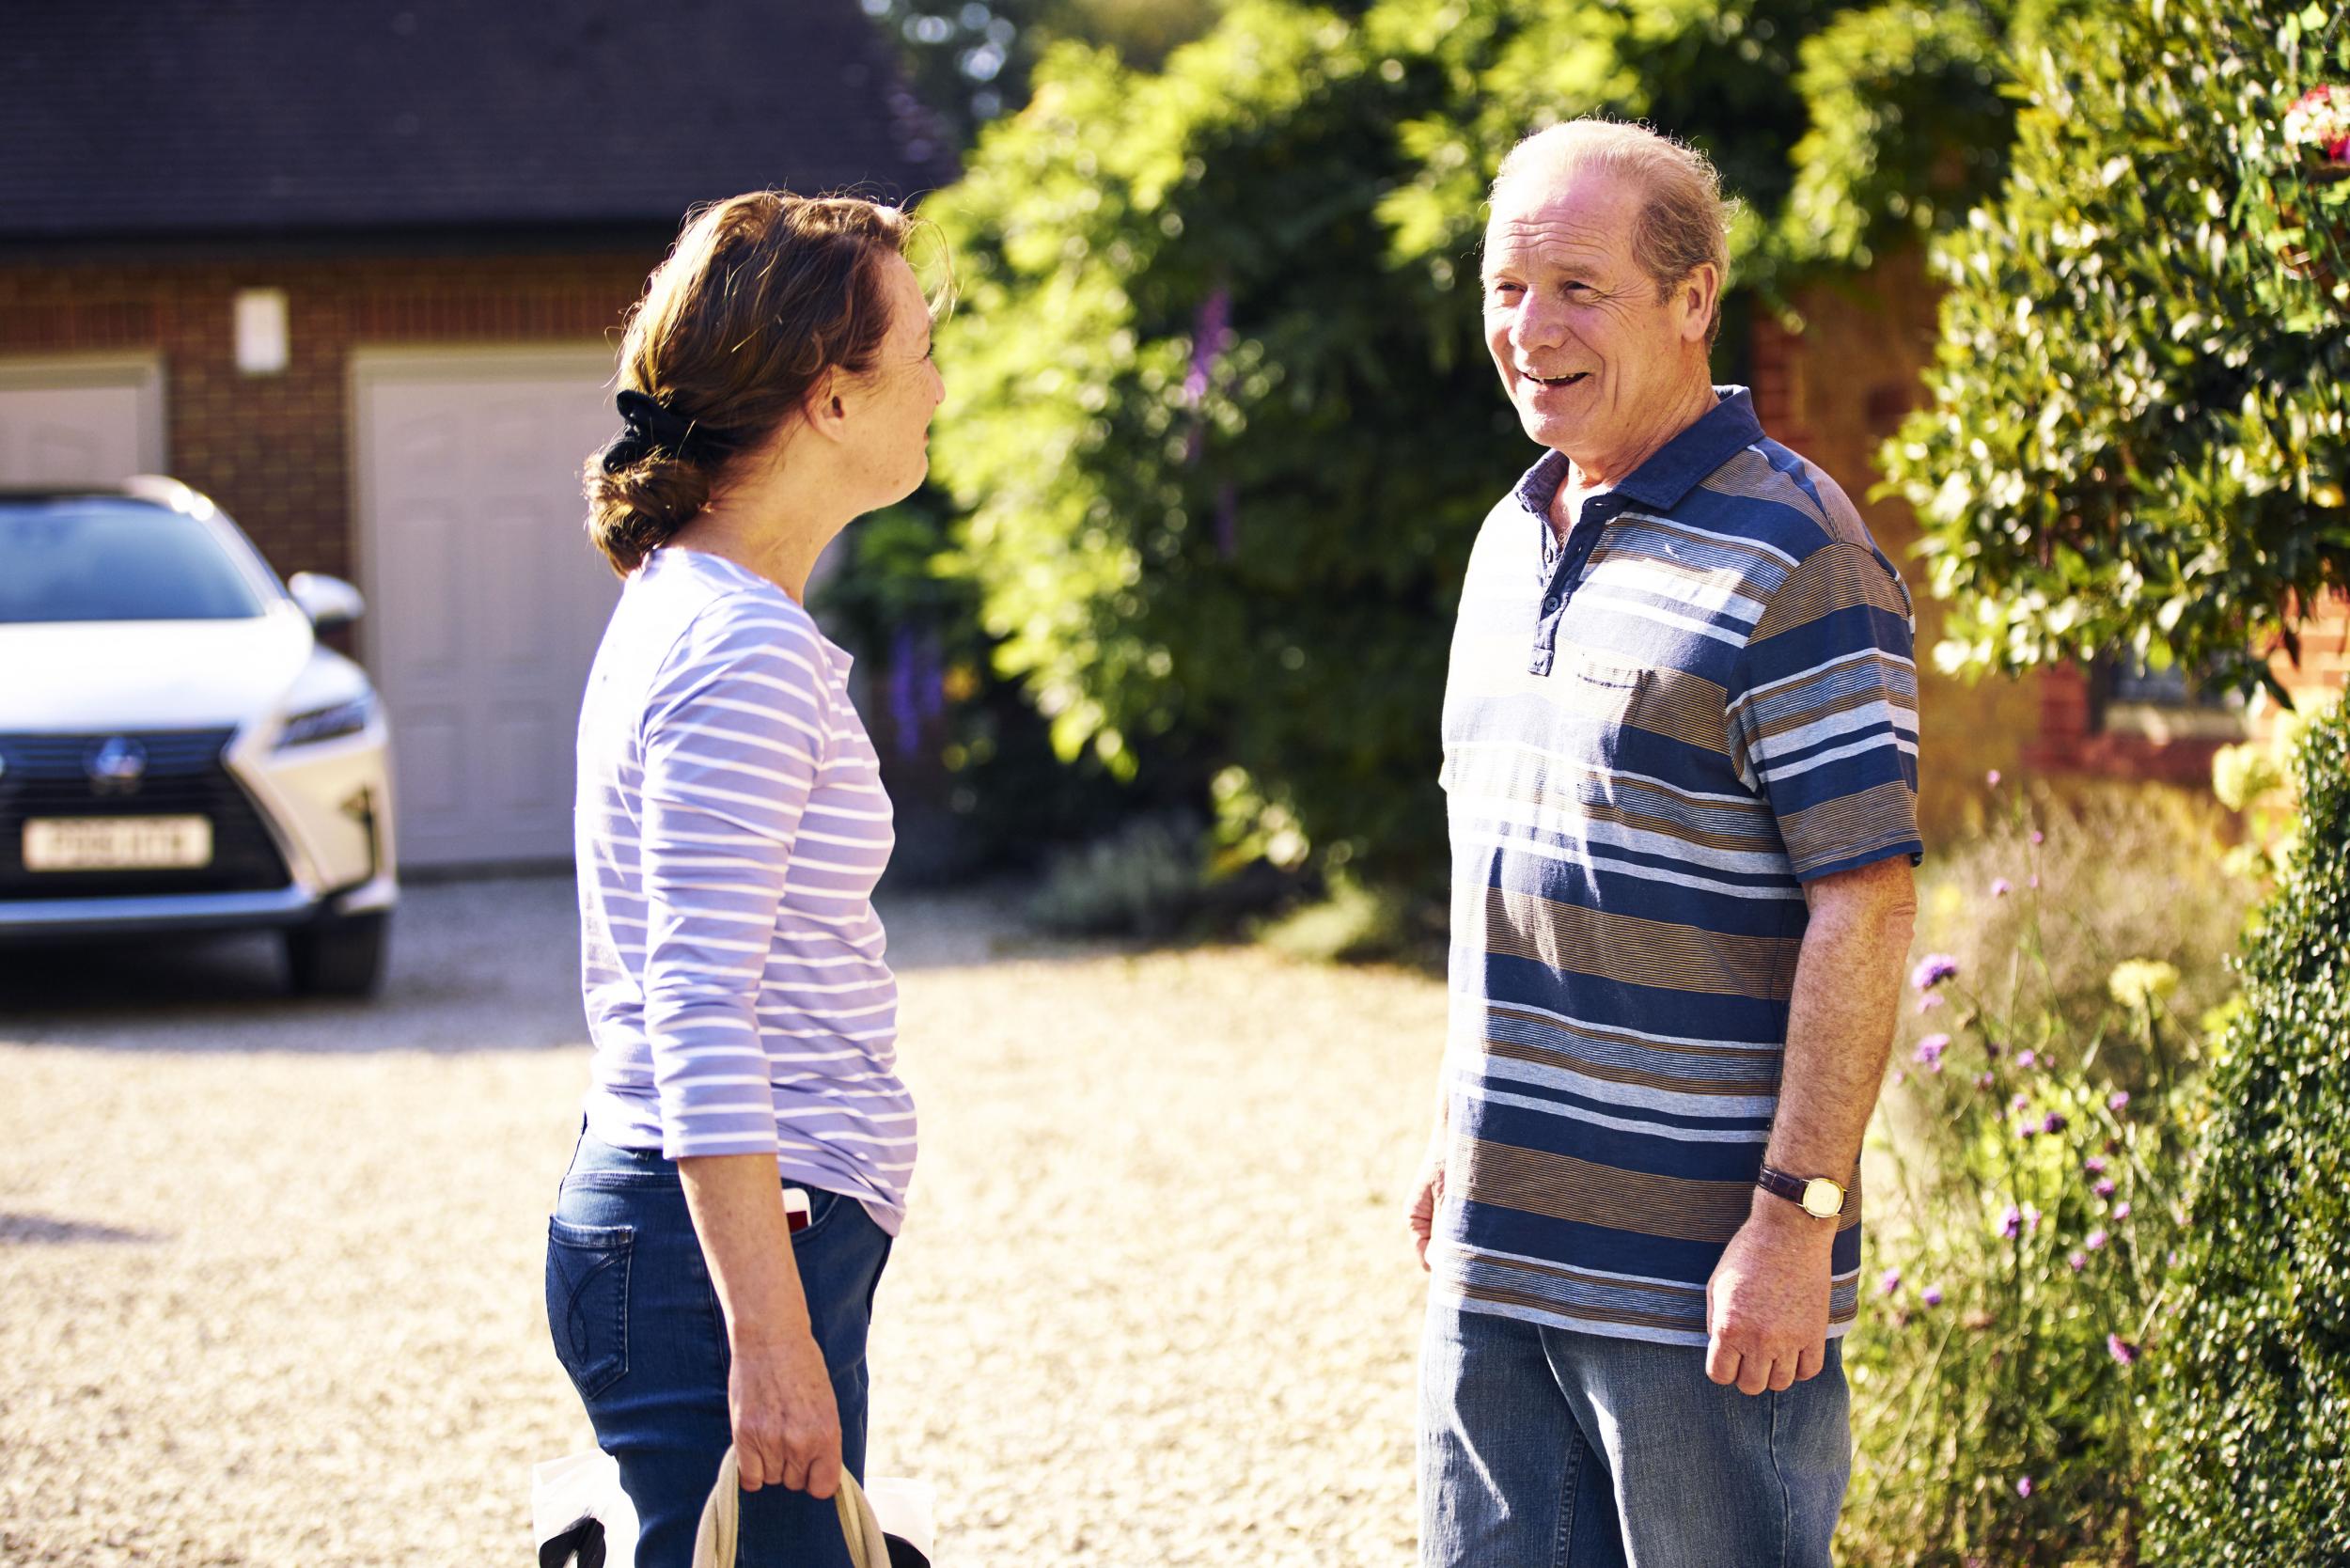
[1419,1299,1851,1567]
[545,1131,892,1568]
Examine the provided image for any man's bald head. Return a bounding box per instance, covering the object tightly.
[1490,119,1735,348]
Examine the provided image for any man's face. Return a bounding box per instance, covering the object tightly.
[1481,171,1707,469]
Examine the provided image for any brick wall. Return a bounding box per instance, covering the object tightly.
[0,247,662,582]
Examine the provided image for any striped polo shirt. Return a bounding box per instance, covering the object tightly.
[575,546,914,1233]
[1433,385,1921,1346]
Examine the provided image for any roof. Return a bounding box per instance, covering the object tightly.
[0,0,956,243]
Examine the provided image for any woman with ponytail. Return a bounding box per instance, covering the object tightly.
[545,190,945,1568]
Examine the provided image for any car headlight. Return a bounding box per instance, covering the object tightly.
[274,693,376,750]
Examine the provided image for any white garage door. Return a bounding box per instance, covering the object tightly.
[0,355,164,485]
[353,347,622,869]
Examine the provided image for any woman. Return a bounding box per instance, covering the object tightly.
[545,190,944,1568]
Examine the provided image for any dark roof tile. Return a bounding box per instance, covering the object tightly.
[1,0,957,239]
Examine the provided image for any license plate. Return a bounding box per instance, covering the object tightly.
[23,816,214,871]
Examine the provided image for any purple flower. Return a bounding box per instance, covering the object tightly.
[1918,991,1947,1014]
[2017,1049,2037,1069]
[1183,287,1231,406]
[2016,1476,2034,1498]
[2019,1123,2038,1140]
[1976,1072,1997,1090]
[1987,768,2003,788]
[2029,874,2041,889]
[2109,1090,2131,1113]
[2107,1334,2138,1367]
[1911,953,1960,991]
[1922,1285,1944,1308]
[2028,1205,2043,1232]
[1992,877,2013,898]
[2011,1092,2031,1115]
[2085,1155,2108,1174]
[1914,1034,1950,1068]
[2000,1205,2024,1238]
[2043,1111,2068,1135]
[1878,1268,1903,1295]
[2086,1228,2109,1251]
[2113,1201,2133,1222]
[2094,1178,2116,1198]
[2068,1249,2088,1272]
[2031,829,2044,845]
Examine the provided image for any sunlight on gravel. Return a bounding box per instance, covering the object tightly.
[0,880,1445,1567]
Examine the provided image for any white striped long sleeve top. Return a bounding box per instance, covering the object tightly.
[574,546,914,1232]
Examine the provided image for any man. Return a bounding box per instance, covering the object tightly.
[1409,118,1921,1567]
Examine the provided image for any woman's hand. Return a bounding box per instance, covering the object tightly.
[728,1330,842,1497]
[676,1153,840,1495]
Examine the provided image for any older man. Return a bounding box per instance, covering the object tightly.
[1408,118,1921,1566]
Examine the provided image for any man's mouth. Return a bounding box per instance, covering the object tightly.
[1525,371,1590,388]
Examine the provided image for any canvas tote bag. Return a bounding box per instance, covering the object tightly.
[694,1446,933,1568]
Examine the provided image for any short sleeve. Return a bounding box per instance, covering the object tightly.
[1727,541,1923,883]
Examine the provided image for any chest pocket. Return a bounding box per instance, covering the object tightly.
[1550,648,1653,732]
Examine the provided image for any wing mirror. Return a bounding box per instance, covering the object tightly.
[288,572,366,633]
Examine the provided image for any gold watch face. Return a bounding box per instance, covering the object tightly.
[1800,1178,1844,1219]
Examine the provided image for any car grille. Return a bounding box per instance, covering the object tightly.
[0,728,293,900]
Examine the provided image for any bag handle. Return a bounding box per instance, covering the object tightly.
[692,1446,889,1568]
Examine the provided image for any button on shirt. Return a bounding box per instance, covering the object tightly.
[1434,386,1923,1346]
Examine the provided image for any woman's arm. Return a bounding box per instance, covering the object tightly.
[637,602,844,1492]
[678,1154,840,1497]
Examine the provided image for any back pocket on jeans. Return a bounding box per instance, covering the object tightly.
[545,1217,634,1399]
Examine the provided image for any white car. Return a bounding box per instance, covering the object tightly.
[0,477,397,994]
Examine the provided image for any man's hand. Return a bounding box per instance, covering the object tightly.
[728,1330,843,1497]
[1405,1131,1447,1272]
[1704,1197,1834,1395]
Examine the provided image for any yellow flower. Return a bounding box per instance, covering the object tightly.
[2312,481,2346,510]
[2108,959,2182,1011]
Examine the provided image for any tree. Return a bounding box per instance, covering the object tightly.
[1879,0,2350,698]
[922,0,1864,892]
[859,0,1229,147]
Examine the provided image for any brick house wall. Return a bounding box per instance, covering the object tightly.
[0,247,661,582]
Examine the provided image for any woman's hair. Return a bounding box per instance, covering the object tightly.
[1491,118,1737,348]
[585,191,936,575]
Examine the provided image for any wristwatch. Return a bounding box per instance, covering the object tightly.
[1757,1164,1847,1220]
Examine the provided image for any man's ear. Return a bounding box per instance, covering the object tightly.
[1677,263,1722,347]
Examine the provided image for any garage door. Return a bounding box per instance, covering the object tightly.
[352,347,622,869]
[0,355,164,485]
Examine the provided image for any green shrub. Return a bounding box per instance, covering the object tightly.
[2145,701,2350,1564]
[921,0,1908,897]
[1882,0,2350,698]
[1024,813,1210,937]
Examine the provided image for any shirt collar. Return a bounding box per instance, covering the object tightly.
[1512,384,1766,519]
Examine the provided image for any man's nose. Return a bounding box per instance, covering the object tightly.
[1512,297,1567,355]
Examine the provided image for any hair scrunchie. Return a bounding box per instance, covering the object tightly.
[603,387,708,472]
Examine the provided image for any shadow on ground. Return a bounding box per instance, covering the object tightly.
[0,874,1079,1053]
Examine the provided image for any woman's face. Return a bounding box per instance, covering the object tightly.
[840,253,945,509]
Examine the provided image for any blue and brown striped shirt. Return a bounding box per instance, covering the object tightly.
[1434,386,1921,1346]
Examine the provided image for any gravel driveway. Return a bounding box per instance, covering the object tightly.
[0,878,1445,1566]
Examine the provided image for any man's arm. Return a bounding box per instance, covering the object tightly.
[1704,853,1917,1394]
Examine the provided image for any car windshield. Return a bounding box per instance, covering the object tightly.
[0,496,270,623]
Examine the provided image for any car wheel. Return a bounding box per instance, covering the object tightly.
[286,911,389,997]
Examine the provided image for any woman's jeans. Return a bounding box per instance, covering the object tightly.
[545,1131,892,1568]
[1420,1299,1852,1568]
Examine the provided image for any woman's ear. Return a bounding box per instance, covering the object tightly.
[800,368,850,444]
